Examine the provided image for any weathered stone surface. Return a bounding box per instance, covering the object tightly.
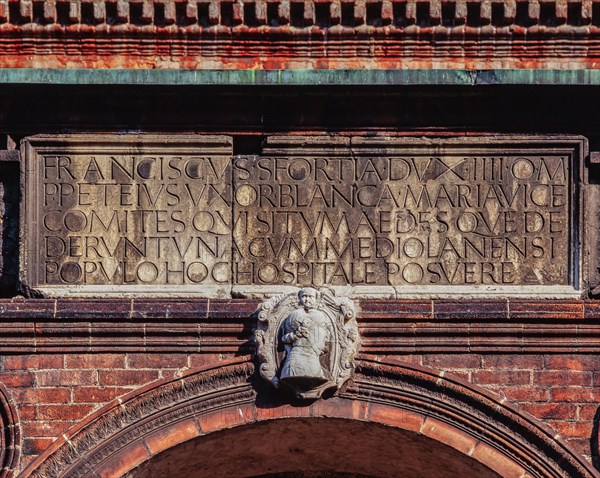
[21,135,232,297]
[255,287,359,399]
[233,136,584,298]
[21,134,585,298]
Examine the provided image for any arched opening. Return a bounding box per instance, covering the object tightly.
[21,357,598,478]
[127,418,500,478]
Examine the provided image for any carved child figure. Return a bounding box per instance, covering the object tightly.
[280,287,332,389]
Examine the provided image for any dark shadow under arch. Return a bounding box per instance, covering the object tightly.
[127,417,502,478]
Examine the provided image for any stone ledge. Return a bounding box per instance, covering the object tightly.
[5,68,600,86]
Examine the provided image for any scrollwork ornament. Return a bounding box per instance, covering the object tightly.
[254,287,359,399]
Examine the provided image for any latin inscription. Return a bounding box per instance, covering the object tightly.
[232,137,572,288]
[24,136,232,292]
[22,135,580,297]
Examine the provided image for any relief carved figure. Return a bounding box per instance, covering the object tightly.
[255,287,359,399]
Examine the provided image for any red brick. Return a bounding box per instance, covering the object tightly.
[255,403,311,421]
[370,404,423,432]
[21,420,75,437]
[12,388,71,404]
[565,438,593,458]
[443,371,471,382]
[360,299,432,319]
[421,417,478,455]
[189,354,231,368]
[37,370,97,387]
[4,355,64,370]
[550,387,599,402]
[99,370,159,386]
[127,353,188,369]
[66,353,126,369]
[535,371,592,386]
[133,299,208,319]
[19,405,37,420]
[473,370,531,385]
[422,354,482,369]
[544,355,600,371]
[492,386,549,402]
[145,418,201,455]
[434,300,508,320]
[205,299,258,319]
[22,438,54,455]
[577,404,599,421]
[160,369,187,380]
[520,403,578,420]
[509,301,583,320]
[94,441,150,477]
[73,387,131,403]
[546,420,592,438]
[310,397,369,421]
[483,355,543,369]
[199,404,255,433]
[382,354,423,365]
[37,404,95,421]
[471,442,527,478]
[0,372,35,387]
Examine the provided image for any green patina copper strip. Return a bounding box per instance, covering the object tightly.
[2,69,600,85]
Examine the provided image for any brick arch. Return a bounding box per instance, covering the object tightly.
[21,356,597,478]
[0,382,19,478]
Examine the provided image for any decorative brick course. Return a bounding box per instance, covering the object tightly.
[3,0,600,69]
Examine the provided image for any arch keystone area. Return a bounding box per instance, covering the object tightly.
[21,356,598,478]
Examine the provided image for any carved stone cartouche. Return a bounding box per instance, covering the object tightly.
[254,287,359,399]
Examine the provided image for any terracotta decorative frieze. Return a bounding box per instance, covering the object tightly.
[0,0,596,32]
[3,0,600,68]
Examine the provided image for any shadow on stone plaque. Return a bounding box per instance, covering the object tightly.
[254,287,360,402]
[0,160,19,297]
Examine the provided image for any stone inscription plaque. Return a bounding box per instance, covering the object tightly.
[21,134,584,298]
[22,135,233,297]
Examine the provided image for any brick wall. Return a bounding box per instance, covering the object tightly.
[2,351,598,471]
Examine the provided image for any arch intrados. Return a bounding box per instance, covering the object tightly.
[21,356,598,478]
[128,416,503,478]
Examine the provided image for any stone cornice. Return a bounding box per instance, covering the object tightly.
[6,68,600,85]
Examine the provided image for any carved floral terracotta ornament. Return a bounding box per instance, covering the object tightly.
[255,287,359,399]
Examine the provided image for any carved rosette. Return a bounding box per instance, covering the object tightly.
[254,288,359,399]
